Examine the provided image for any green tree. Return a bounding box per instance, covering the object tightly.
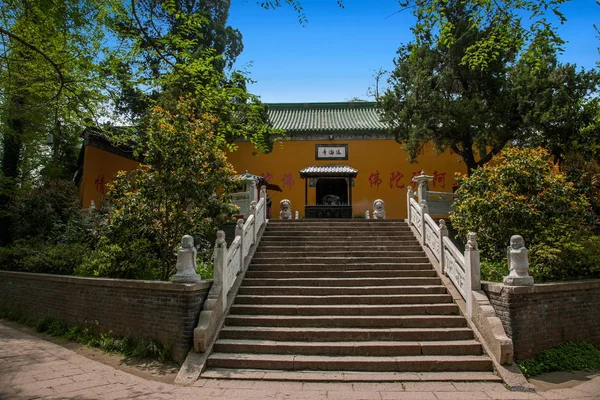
[394,0,567,69]
[451,147,598,282]
[105,0,279,155]
[0,0,110,244]
[378,1,522,174]
[82,97,238,281]
[378,0,599,174]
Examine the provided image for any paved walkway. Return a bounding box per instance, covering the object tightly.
[1,323,599,400]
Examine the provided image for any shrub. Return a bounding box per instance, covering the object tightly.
[0,241,89,275]
[452,147,596,281]
[9,178,90,244]
[517,342,600,377]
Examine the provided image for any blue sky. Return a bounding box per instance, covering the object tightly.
[228,0,600,103]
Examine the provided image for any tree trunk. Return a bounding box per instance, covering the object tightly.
[0,95,25,245]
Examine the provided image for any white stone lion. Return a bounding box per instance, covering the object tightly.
[279,199,292,219]
[373,199,386,219]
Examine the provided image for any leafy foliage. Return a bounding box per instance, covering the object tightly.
[395,0,568,69]
[0,306,173,362]
[451,147,598,282]
[378,0,599,175]
[84,97,238,281]
[517,342,600,377]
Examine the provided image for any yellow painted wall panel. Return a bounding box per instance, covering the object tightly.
[227,139,466,219]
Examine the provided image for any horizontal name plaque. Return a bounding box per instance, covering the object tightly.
[315,144,348,160]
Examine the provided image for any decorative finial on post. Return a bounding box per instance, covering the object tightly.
[260,185,266,199]
[373,199,386,219]
[420,199,429,214]
[172,235,201,283]
[294,211,299,220]
[412,171,434,204]
[235,219,244,237]
[407,186,414,197]
[504,235,533,286]
[466,232,478,251]
[89,200,95,214]
[250,200,257,216]
[365,210,370,219]
[280,199,292,219]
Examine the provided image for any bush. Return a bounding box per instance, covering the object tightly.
[452,147,596,281]
[75,238,161,280]
[517,342,600,377]
[9,178,90,244]
[0,241,89,275]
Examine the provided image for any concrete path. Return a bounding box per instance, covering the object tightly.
[1,322,599,400]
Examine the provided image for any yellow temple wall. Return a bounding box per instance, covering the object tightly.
[79,146,140,208]
[227,139,467,219]
[79,138,467,219]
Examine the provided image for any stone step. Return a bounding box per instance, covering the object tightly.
[261,232,416,238]
[252,251,426,259]
[268,219,408,224]
[225,315,467,329]
[219,326,475,341]
[257,244,424,251]
[264,227,413,233]
[244,269,438,279]
[207,353,493,372]
[201,369,503,382]
[237,285,447,296]
[250,257,432,265]
[229,303,459,316]
[242,277,441,287]
[234,294,454,305]
[259,237,419,243]
[213,339,483,356]
[248,263,434,271]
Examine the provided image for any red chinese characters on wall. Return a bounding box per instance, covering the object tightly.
[281,173,295,189]
[431,171,447,189]
[368,170,382,189]
[389,171,405,189]
[95,175,106,194]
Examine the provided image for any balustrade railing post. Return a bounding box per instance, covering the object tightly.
[235,219,244,272]
[250,201,257,242]
[419,199,428,245]
[213,230,228,312]
[406,186,413,224]
[464,232,481,318]
[260,186,267,224]
[439,219,448,275]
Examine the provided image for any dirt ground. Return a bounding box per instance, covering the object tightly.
[0,319,180,384]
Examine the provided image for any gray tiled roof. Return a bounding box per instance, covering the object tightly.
[267,102,387,132]
[299,165,359,177]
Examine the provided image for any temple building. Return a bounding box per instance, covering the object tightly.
[77,102,466,219]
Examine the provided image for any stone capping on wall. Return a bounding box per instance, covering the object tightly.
[0,270,211,291]
[482,279,600,294]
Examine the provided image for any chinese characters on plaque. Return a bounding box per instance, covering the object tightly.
[315,144,348,160]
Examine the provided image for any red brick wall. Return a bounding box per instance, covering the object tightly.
[0,271,211,363]
[482,280,600,360]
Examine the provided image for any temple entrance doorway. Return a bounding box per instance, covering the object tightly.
[316,178,348,206]
[299,165,358,218]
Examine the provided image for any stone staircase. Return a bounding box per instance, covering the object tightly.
[202,219,500,381]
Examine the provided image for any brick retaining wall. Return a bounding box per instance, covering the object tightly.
[0,271,211,363]
[482,280,600,360]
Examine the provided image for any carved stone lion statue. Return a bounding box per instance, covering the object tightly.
[279,199,292,219]
[373,199,386,219]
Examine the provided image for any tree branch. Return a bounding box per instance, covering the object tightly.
[0,27,65,100]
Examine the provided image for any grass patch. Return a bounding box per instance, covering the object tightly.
[0,305,172,362]
[517,342,600,377]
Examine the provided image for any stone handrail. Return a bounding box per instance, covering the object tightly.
[406,185,514,365]
[194,187,268,354]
